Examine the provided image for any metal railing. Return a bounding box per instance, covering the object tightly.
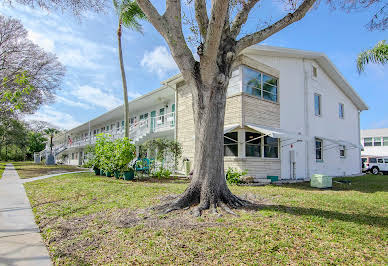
[51,112,175,152]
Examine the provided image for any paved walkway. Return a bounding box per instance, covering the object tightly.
[0,164,52,266]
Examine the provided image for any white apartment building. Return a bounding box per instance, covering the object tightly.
[46,45,368,180]
[361,128,388,157]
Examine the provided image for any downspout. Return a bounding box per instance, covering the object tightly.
[358,110,361,174]
[303,59,310,180]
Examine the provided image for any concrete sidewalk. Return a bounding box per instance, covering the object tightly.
[0,164,51,266]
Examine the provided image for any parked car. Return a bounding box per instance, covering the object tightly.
[362,156,388,175]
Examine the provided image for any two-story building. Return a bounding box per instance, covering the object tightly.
[47,45,368,180]
[361,128,388,157]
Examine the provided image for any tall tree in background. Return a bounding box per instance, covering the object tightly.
[113,0,146,138]
[133,0,317,216]
[0,15,65,119]
[44,128,59,152]
[357,40,388,73]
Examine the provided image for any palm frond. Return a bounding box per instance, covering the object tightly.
[357,40,388,73]
[113,0,146,33]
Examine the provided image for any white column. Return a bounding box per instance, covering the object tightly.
[238,128,245,158]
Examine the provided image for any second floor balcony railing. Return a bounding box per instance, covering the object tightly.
[51,112,175,151]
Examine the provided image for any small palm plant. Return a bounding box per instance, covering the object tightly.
[44,128,59,153]
[113,0,146,138]
[357,40,388,73]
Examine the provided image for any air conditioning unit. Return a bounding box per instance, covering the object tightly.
[310,174,332,188]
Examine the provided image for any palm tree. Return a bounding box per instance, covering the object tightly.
[113,0,146,138]
[357,40,388,73]
[44,128,59,153]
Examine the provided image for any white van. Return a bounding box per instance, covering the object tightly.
[362,156,388,175]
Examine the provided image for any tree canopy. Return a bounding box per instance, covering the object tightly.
[0,14,65,119]
[357,40,388,73]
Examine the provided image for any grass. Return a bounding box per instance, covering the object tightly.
[12,161,85,179]
[0,162,6,179]
[24,173,388,265]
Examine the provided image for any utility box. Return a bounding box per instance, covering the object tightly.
[184,161,191,176]
[311,174,332,188]
[34,152,41,164]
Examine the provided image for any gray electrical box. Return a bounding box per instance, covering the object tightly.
[289,150,295,163]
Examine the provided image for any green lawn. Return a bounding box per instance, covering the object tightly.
[12,161,85,179]
[24,173,388,265]
[0,162,6,179]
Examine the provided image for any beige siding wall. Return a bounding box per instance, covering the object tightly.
[243,95,280,127]
[176,85,195,163]
[225,94,242,125]
[225,158,281,178]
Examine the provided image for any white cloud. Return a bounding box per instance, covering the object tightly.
[141,46,178,77]
[71,85,122,110]
[28,31,55,53]
[56,95,92,110]
[24,106,81,130]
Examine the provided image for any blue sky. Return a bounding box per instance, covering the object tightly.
[1,2,387,130]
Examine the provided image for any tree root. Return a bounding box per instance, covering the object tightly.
[153,189,254,217]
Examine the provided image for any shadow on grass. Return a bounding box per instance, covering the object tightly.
[242,203,388,229]
[279,175,388,193]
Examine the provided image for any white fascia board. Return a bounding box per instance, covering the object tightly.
[243,45,369,111]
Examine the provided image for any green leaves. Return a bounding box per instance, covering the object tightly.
[0,71,36,113]
[114,0,146,33]
[92,134,136,172]
[357,40,388,73]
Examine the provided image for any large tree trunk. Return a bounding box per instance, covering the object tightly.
[158,76,249,216]
[117,21,130,139]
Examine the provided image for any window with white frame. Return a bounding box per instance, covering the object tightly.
[242,66,278,102]
[339,145,345,157]
[374,137,382,146]
[384,137,388,146]
[314,93,321,116]
[264,136,279,158]
[364,137,372,146]
[339,103,344,119]
[315,138,323,161]
[245,131,279,158]
[224,132,238,157]
[246,132,262,157]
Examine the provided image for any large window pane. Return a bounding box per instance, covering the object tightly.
[263,74,278,86]
[374,137,382,146]
[243,66,278,103]
[263,90,277,102]
[264,136,279,158]
[383,137,388,146]
[246,132,261,157]
[224,132,238,157]
[364,137,372,146]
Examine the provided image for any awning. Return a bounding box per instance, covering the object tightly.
[245,124,307,140]
[224,124,240,134]
[317,136,362,149]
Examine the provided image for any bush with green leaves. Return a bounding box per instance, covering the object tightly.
[225,167,247,185]
[153,166,172,179]
[143,138,182,171]
[113,137,136,172]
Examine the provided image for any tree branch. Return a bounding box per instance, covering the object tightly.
[235,0,316,54]
[137,0,196,81]
[200,0,229,85]
[195,0,209,38]
[230,0,261,39]
[136,0,167,36]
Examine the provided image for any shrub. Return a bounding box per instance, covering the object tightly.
[226,167,247,185]
[113,137,136,172]
[153,167,172,179]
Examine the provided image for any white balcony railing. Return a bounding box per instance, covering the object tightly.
[51,112,175,152]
